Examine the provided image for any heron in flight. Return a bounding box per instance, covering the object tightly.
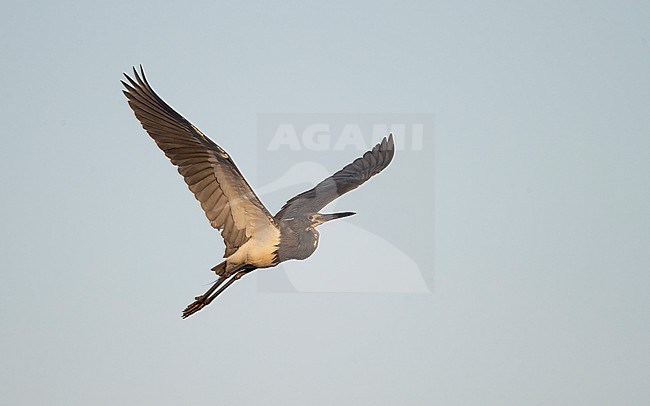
[122,67,395,318]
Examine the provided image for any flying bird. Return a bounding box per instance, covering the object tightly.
[122,66,395,318]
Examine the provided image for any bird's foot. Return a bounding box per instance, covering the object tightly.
[182,297,207,319]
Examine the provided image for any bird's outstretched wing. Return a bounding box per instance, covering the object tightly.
[275,135,395,219]
[122,66,277,257]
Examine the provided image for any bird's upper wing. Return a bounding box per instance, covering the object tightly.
[275,135,395,219]
[122,66,277,257]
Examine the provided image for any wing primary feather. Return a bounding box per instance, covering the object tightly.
[123,66,279,259]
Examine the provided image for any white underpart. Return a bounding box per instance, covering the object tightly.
[226,224,281,269]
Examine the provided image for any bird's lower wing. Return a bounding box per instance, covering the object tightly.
[275,135,395,220]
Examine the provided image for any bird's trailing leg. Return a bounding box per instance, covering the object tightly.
[182,266,256,319]
[204,267,254,303]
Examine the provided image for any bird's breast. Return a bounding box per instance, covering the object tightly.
[276,226,319,262]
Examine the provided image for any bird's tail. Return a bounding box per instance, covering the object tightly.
[211,261,227,276]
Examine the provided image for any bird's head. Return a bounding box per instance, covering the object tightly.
[308,212,356,228]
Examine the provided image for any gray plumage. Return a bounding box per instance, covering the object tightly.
[122,66,395,318]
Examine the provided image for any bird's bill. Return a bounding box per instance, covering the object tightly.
[315,212,356,225]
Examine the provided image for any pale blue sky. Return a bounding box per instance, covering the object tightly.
[1,1,648,405]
